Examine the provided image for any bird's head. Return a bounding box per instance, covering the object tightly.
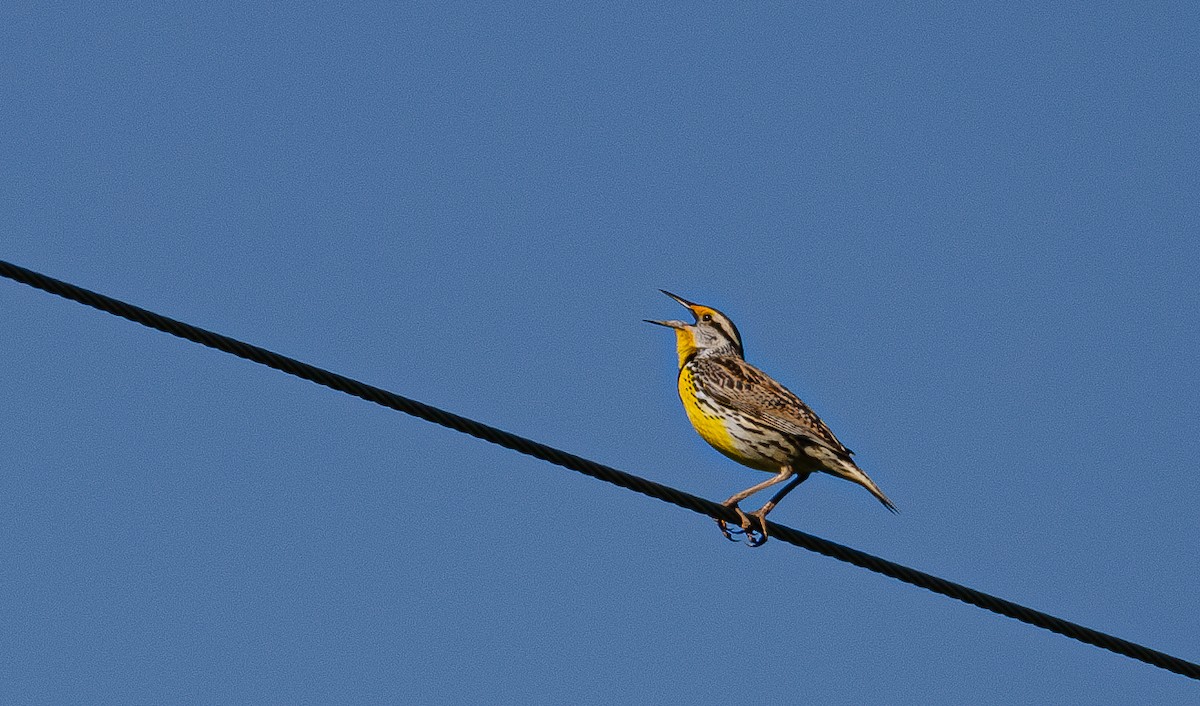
[645,290,744,367]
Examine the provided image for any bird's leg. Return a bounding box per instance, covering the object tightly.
[747,471,811,547]
[716,467,795,545]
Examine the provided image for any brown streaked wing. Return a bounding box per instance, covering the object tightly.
[690,356,853,456]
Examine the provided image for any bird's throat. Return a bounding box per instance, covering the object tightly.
[673,329,698,369]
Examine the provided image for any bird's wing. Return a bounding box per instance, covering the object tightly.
[691,356,853,456]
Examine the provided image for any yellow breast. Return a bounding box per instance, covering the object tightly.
[677,366,752,465]
[676,364,787,472]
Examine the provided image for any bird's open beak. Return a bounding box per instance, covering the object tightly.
[645,290,699,329]
[644,318,686,329]
[659,289,699,310]
[648,289,700,328]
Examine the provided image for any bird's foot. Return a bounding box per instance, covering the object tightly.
[745,510,770,547]
[717,504,763,545]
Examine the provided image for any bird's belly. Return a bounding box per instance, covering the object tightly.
[677,369,795,471]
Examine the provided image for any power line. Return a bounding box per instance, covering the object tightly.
[2,258,1196,682]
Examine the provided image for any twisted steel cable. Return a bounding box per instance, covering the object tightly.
[2,258,1196,681]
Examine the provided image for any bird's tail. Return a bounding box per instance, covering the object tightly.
[863,475,898,513]
[837,460,898,513]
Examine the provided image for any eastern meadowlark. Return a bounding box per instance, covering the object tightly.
[647,290,896,546]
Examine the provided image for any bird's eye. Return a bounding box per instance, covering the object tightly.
[701,313,712,322]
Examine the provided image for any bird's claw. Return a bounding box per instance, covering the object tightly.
[717,505,767,545]
[715,518,744,541]
[744,513,769,547]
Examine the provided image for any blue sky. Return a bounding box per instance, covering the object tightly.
[3,2,1198,703]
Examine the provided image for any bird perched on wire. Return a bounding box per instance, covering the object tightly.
[646,290,896,546]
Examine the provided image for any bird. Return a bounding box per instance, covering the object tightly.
[646,290,896,546]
